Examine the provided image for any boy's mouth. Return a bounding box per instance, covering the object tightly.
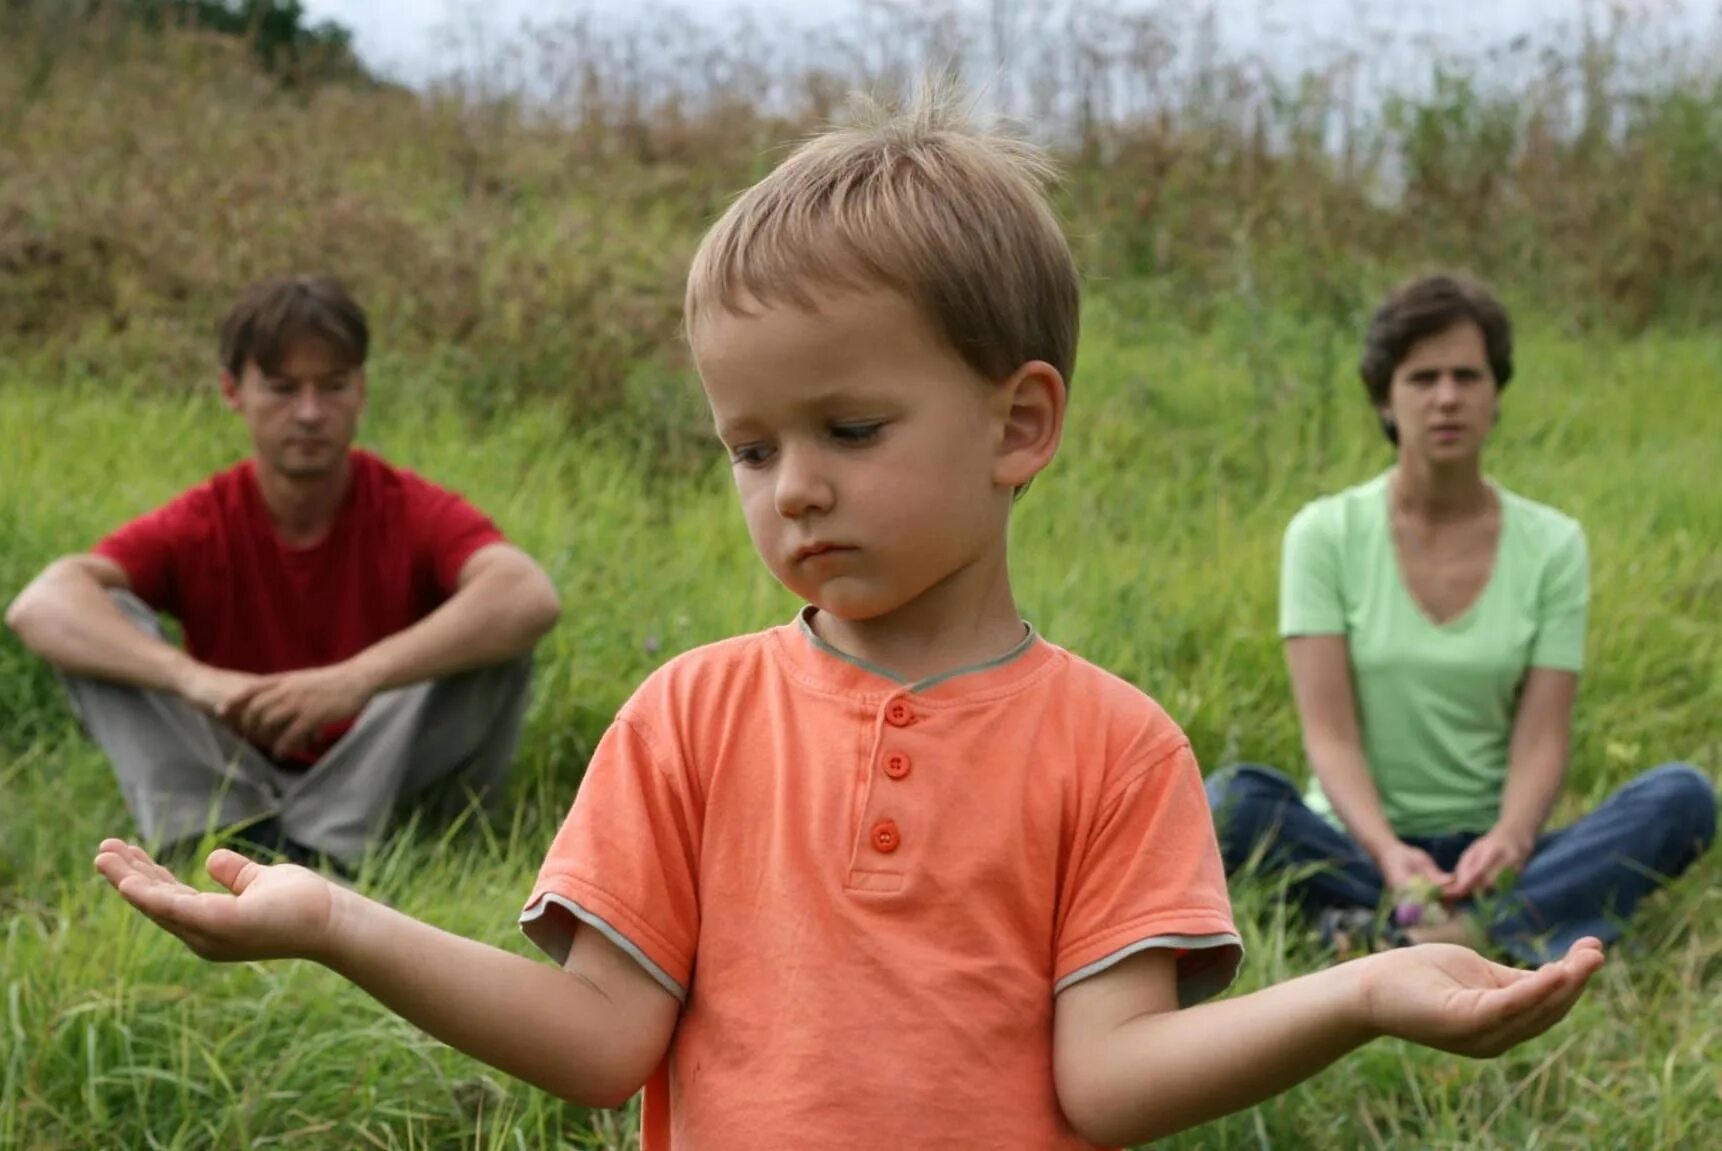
[792,541,855,563]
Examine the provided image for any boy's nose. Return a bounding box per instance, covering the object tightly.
[774,448,833,518]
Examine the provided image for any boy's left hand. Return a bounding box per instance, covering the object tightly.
[1359,937,1604,1057]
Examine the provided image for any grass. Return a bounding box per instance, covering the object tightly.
[1,294,1717,1149]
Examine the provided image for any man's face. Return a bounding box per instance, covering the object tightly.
[223,338,365,480]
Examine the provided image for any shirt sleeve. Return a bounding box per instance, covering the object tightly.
[405,477,507,596]
[91,495,201,615]
[520,711,702,1000]
[1053,738,1242,1006]
[1280,499,1346,637]
[1529,521,1589,671]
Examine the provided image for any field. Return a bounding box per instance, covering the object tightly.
[2,2,1719,1148]
[5,304,1718,1148]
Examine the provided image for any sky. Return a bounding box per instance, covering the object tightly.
[300,0,1718,85]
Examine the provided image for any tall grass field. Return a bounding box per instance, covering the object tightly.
[2,2,1719,1148]
[4,304,1718,1149]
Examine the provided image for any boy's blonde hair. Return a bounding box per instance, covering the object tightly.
[685,86,1081,387]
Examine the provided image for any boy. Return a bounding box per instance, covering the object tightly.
[96,92,1604,1149]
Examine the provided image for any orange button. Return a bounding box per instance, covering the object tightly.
[870,820,901,853]
[884,700,915,727]
[883,752,911,780]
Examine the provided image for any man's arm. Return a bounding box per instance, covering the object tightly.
[1447,668,1575,898]
[354,542,562,693]
[7,554,263,715]
[95,840,678,1108]
[1285,635,1449,890]
[7,555,172,684]
[233,543,562,756]
[1053,940,1603,1147]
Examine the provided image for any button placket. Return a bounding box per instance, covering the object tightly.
[847,693,923,884]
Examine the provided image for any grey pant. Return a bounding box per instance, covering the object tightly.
[63,591,533,866]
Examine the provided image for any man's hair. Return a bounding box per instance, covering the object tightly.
[1360,273,1513,421]
[685,85,1081,389]
[218,274,369,378]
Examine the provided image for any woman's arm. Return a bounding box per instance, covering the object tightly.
[1285,635,1449,889]
[1447,668,1576,898]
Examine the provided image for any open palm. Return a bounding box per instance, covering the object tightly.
[94,839,339,963]
[1362,938,1605,1057]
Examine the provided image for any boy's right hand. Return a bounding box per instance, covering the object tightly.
[94,839,338,964]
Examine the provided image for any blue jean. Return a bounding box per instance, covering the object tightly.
[1206,761,1717,964]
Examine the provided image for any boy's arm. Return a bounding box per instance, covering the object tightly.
[1052,940,1603,1148]
[95,840,677,1108]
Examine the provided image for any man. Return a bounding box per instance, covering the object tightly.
[7,274,561,868]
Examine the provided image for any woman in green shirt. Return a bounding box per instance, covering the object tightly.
[1206,274,1715,963]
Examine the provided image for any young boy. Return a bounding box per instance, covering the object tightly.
[96,92,1604,1149]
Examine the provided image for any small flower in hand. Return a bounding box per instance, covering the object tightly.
[1393,900,1424,928]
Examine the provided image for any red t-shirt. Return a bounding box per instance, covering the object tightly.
[94,449,506,761]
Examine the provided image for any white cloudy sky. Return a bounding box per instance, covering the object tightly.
[302,0,1717,84]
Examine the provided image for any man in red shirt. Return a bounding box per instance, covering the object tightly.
[7,274,561,869]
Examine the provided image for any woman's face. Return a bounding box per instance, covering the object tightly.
[1383,321,1499,466]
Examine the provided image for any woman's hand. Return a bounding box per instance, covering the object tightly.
[1444,826,1533,900]
[94,839,341,963]
[1375,839,1453,895]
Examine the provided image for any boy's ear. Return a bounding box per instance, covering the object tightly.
[993,360,1066,490]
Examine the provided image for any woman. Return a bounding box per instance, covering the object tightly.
[1207,273,1715,963]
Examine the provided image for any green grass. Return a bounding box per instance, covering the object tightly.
[1,294,1717,1149]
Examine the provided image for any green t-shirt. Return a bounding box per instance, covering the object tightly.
[1280,472,1589,837]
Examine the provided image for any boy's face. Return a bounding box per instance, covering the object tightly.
[694,287,1055,623]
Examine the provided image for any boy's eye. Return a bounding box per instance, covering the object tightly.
[830,421,884,445]
[729,443,773,468]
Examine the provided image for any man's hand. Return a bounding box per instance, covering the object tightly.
[1444,826,1534,900]
[1358,937,1604,1057]
[94,839,341,964]
[228,663,377,759]
[176,662,269,719]
[1375,839,1454,895]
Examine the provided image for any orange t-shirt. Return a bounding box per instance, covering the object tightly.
[522,613,1241,1150]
